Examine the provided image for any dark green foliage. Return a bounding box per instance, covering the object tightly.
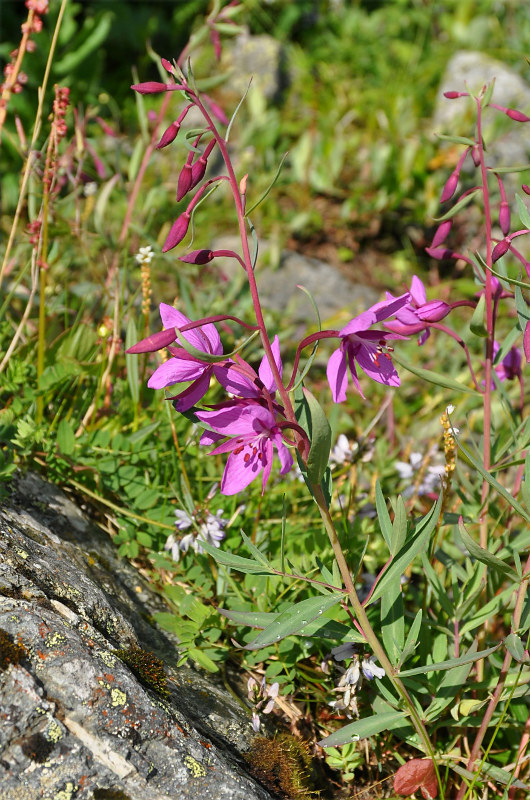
[113,645,169,697]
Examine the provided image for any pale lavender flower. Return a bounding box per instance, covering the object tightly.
[361,656,385,681]
[165,507,227,562]
[247,676,279,731]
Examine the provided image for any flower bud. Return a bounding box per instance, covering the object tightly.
[431,220,452,248]
[491,239,510,262]
[161,58,175,75]
[179,249,214,265]
[440,171,459,203]
[156,121,180,149]
[190,140,215,190]
[126,327,177,354]
[523,184,530,195]
[443,91,469,99]
[506,108,530,122]
[163,212,191,252]
[417,300,451,323]
[131,81,171,94]
[425,246,452,260]
[499,200,511,236]
[177,162,193,202]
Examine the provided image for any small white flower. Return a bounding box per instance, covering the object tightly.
[446,404,455,415]
[330,434,357,468]
[361,656,385,681]
[135,245,154,265]
[83,181,98,196]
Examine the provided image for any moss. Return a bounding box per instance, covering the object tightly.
[113,645,169,697]
[20,732,55,762]
[92,790,131,800]
[0,627,27,671]
[245,733,317,799]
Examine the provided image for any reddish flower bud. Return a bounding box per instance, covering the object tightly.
[431,220,452,248]
[161,58,175,75]
[499,201,511,236]
[522,184,530,195]
[163,212,191,252]
[443,91,469,99]
[506,108,530,122]
[179,249,214,265]
[190,139,216,190]
[491,239,510,262]
[131,81,170,94]
[177,162,193,202]
[156,121,181,149]
[440,171,459,203]
[471,144,481,167]
[126,327,177,354]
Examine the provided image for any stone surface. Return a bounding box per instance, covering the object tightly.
[0,473,275,800]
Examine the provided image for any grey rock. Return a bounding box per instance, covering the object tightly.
[0,473,275,800]
[222,28,286,103]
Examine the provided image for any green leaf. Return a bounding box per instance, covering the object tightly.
[56,418,75,456]
[399,642,501,677]
[398,609,422,668]
[200,541,276,575]
[435,133,476,147]
[393,353,479,395]
[469,293,487,337]
[490,164,530,174]
[301,388,332,484]
[226,78,252,143]
[218,607,363,641]
[55,12,113,74]
[391,496,407,555]
[455,433,530,523]
[516,193,530,229]
[318,711,408,747]
[424,641,478,720]
[375,481,393,550]
[432,188,481,222]
[505,633,528,662]
[515,285,530,338]
[125,317,140,405]
[94,174,120,236]
[245,152,289,217]
[367,495,442,606]
[458,519,519,580]
[381,574,404,667]
[240,529,272,568]
[242,594,343,650]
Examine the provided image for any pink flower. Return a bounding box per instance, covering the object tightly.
[147,303,223,411]
[385,276,451,343]
[214,335,283,400]
[493,342,522,383]
[326,295,409,402]
[196,403,293,495]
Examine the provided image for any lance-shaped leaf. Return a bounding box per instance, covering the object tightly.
[399,642,501,677]
[295,388,332,484]
[241,594,343,650]
[218,607,363,641]
[200,540,276,575]
[318,711,408,747]
[392,354,479,394]
[458,518,519,580]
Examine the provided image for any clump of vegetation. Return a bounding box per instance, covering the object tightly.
[245,733,315,799]
[20,732,55,763]
[92,789,131,800]
[113,645,169,697]
[0,628,27,672]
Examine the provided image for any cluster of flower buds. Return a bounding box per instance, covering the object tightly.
[0,0,48,106]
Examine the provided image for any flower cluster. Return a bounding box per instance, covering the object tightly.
[247,675,279,732]
[164,506,227,562]
[325,649,386,719]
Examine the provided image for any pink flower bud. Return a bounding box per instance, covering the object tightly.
[190,140,215,190]
[177,162,193,202]
[161,58,174,75]
[126,327,177,354]
[179,249,214,265]
[443,91,469,99]
[499,200,511,236]
[471,145,481,167]
[163,212,191,252]
[523,185,530,195]
[440,171,459,203]
[506,108,530,122]
[491,239,510,262]
[131,81,171,94]
[417,300,451,323]
[431,220,452,248]
[156,121,181,149]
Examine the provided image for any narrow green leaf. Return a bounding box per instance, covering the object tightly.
[367,495,442,606]
[458,519,518,580]
[94,174,120,236]
[317,711,408,747]
[226,78,252,143]
[490,164,530,174]
[515,285,530,338]
[381,575,404,666]
[398,609,422,668]
[125,317,140,405]
[302,388,332,484]
[488,264,530,292]
[425,641,478,720]
[399,642,501,677]
[432,188,481,222]
[391,496,407,555]
[218,607,362,641]
[469,293,487,337]
[393,353,479,395]
[242,594,343,650]
[375,481,393,550]
[516,193,530,229]
[240,529,272,568]
[455,433,530,523]
[200,541,276,575]
[435,133,476,147]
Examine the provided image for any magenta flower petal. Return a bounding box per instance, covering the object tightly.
[148,357,207,389]
[355,346,400,387]
[258,335,283,393]
[221,444,267,495]
[171,371,212,411]
[409,275,427,306]
[326,347,348,403]
[214,364,258,398]
[159,303,221,355]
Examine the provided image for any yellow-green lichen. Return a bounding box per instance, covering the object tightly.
[44,632,67,649]
[16,549,28,559]
[184,755,206,778]
[51,781,78,800]
[97,650,117,668]
[45,719,63,743]
[110,688,127,707]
